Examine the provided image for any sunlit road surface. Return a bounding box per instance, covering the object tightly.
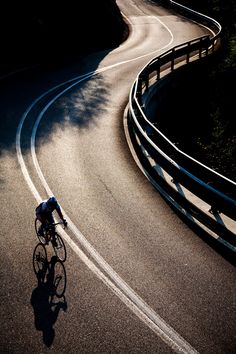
[0,1,235,353]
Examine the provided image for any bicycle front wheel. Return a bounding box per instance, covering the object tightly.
[53,233,67,262]
[35,218,47,245]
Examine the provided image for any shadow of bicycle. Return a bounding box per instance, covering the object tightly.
[31,243,67,347]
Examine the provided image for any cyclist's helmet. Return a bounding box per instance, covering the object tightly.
[47,196,58,210]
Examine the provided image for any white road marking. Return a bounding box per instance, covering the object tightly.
[16,17,199,354]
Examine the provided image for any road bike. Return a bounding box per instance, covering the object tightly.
[33,244,67,298]
[35,218,67,262]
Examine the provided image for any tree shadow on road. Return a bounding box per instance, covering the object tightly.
[0,47,114,158]
[35,71,111,149]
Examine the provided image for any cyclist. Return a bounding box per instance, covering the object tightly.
[35,196,67,239]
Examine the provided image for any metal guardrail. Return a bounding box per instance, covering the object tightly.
[127,1,236,245]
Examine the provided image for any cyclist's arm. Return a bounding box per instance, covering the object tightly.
[56,205,67,225]
[56,206,64,220]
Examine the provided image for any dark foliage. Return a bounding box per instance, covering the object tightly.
[151,0,236,181]
[0,0,128,69]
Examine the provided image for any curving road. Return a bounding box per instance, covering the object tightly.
[0,1,235,353]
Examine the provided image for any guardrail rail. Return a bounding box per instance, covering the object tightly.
[127,1,236,251]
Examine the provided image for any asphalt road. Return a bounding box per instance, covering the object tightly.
[0,1,235,353]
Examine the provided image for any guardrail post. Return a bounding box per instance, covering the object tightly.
[136,77,143,101]
[187,43,190,63]
[199,37,203,58]
[157,64,160,80]
[171,48,175,71]
[142,70,149,91]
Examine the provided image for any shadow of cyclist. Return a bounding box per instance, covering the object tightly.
[31,255,67,347]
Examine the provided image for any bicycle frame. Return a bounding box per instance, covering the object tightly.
[44,221,64,240]
[35,219,67,261]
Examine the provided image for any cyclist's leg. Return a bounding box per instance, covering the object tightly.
[53,234,67,262]
[38,214,52,242]
[46,213,55,228]
[36,214,44,236]
[35,215,48,245]
[46,213,56,244]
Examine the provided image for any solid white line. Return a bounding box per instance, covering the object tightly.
[60,227,198,354]
[17,94,199,353]
[16,20,198,354]
[31,84,197,353]
[16,89,199,353]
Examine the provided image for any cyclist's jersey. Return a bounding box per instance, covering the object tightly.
[35,199,60,216]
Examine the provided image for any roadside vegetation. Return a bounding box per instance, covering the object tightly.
[156,0,236,181]
[0,0,128,71]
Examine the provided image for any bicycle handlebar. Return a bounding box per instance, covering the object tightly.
[51,221,67,229]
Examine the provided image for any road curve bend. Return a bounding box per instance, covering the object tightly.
[1,1,235,353]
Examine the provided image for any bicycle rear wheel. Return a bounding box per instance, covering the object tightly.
[35,218,47,245]
[53,233,67,262]
[53,260,67,298]
[33,243,48,280]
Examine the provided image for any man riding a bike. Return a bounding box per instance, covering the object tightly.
[35,196,67,239]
